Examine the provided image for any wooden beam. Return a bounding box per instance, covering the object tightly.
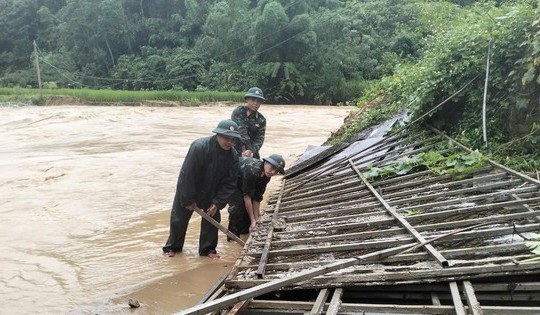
[326,288,343,315]
[257,180,286,278]
[197,272,228,305]
[228,299,250,314]
[309,289,329,315]
[449,282,466,315]
[431,292,441,306]
[463,281,484,315]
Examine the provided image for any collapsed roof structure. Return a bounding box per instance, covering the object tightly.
[180,116,540,315]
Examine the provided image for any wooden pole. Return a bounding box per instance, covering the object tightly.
[482,39,492,147]
[192,207,245,246]
[33,40,42,90]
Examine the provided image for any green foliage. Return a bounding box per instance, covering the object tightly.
[364,148,487,181]
[334,1,539,171]
[523,233,540,263]
[0,0,435,104]
[402,209,423,217]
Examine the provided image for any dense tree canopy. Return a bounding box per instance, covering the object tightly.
[0,0,474,103]
[0,0,537,107]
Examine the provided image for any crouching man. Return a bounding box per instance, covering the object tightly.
[227,154,285,239]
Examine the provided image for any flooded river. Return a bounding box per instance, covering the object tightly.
[0,103,352,314]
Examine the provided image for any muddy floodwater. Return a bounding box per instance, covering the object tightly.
[0,103,352,314]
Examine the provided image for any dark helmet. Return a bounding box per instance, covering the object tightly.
[212,119,241,139]
[244,87,265,101]
[263,154,286,174]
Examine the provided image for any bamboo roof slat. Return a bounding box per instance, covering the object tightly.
[256,180,286,278]
[326,288,343,315]
[512,194,540,222]
[381,172,510,200]
[309,288,329,315]
[403,195,540,220]
[449,281,467,315]
[463,281,484,315]
[186,120,540,314]
[237,243,529,271]
[372,167,494,193]
[245,301,540,315]
[387,178,523,205]
[410,209,540,232]
[350,159,449,267]
[399,186,539,211]
[431,292,441,306]
[225,262,540,289]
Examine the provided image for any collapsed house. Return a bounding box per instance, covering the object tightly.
[181,116,540,315]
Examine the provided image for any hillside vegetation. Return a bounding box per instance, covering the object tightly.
[332,1,539,171]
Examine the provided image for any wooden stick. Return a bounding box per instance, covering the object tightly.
[192,207,245,246]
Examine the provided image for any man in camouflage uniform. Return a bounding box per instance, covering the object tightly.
[163,119,240,259]
[227,154,285,239]
[231,87,266,159]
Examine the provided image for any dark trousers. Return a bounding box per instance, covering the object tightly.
[162,197,220,256]
[227,191,250,237]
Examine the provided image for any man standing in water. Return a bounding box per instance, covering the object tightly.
[162,120,240,259]
[227,154,285,239]
[231,87,266,159]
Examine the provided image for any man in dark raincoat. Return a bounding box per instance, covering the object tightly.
[231,87,266,159]
[163,119,240,258]
[227,154,285,239]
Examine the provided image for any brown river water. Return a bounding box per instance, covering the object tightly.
[0,103,352,314]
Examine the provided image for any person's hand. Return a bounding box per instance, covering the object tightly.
[206,204,218,217]
[249,221,257,232]
[186,203,197,211]
[242,150,253,157]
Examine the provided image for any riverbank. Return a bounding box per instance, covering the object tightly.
[0,87,245,105]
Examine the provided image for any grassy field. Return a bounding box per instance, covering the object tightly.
[0,88,245,105]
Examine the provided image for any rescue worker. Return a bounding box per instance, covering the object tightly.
[162,119,240,259]
[227,154,285,239]
[231,87,266,159]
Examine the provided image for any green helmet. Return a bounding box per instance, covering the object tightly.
[212,119,241,139]
[244,87,265,101]
[263,154,286,174]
